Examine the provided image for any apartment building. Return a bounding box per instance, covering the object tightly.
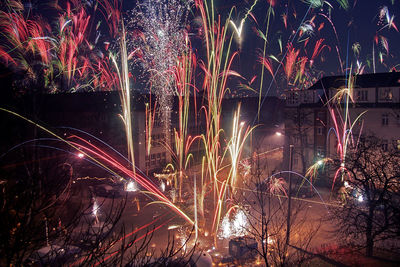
[284,72,400,180]
[1,91,284,178]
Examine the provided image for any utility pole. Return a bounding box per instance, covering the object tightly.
[194,173,198,240]
[286,144,294,245]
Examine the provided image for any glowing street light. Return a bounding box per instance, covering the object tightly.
[160,181,166,192]
[77,153,84,159]
[126,181,138,192]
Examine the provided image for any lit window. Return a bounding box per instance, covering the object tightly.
[392,140,400,150]
[379,88,393,101]
[357,90,368,101]
[287,92,299,105]
[316,146,325,158]
[382,114,389,126]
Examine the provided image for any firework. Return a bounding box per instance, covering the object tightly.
[126,0,192,145]
[0,0,116,93]
[0,108,194,226]
[218,207,248,239]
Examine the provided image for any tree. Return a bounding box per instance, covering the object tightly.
[285,106,315,176]
[235,147,320,266]
[330,136,400,257]
[0,145,198,266]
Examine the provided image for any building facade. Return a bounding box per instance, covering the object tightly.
[1,91,284,179]
[284,72,400,182]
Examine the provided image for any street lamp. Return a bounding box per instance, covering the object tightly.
[286,144,294,245]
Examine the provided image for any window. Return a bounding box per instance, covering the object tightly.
[287,92,299,105]
[316,146,325,158]
[316,126,323,135]
[293,155,299,166]
[379,88,393,101]
[356,90,368,101]
[292,136,300,145]
[382,114,389,126]
[392,140,400,150]
[382,140,388,151]
[303,91,313,103]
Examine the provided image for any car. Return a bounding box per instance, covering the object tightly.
[93,184,122,198]
[25,244,81,266]
[229,236,258,260]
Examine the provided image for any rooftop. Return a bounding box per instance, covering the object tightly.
[308,72,400,91]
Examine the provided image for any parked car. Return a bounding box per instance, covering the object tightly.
[25,244,81,266]
[229,236,258,261]
[93,184,122,198]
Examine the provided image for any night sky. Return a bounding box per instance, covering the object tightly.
[215,0,400,96]
[1,0,399,97]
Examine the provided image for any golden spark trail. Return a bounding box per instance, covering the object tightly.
[109,21,135,175]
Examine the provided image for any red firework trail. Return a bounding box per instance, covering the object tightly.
[67,135,193,225]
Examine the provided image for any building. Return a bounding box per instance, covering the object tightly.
[1,91,284,179]
[284,72,400,184]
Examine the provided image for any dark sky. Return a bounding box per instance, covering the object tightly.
[1,0,399,98]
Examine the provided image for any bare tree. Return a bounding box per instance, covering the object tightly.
[0,146,198,266]
[285,107,315,176]
[236,148,320,266]
[330,136,400,257]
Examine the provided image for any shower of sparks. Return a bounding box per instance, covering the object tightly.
[126,0,193,144]
[126,181,138,192]
[0,108,194,225]
[218,208,248,239]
